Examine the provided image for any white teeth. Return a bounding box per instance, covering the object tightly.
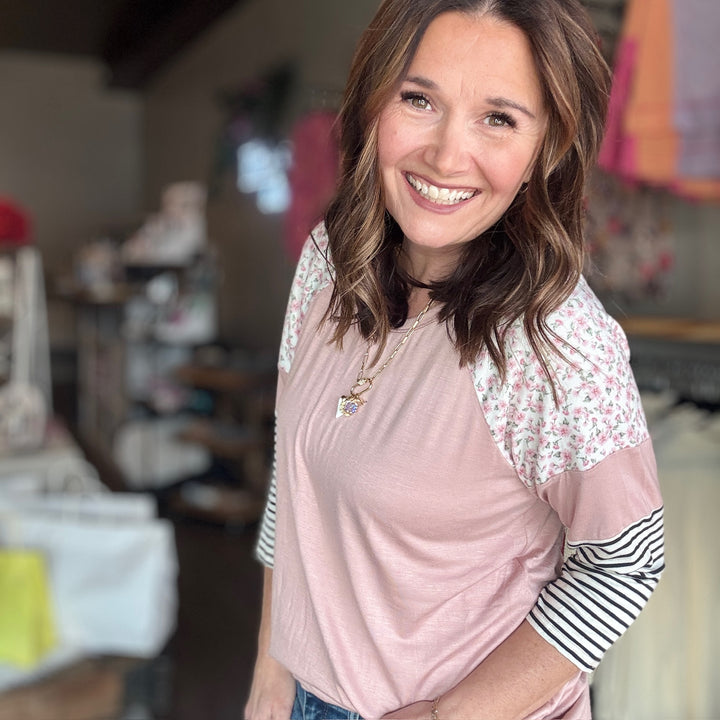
[406,174,475,205]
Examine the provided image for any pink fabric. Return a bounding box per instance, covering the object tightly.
[598,0,720,199]
[270,230,660,719]
[272,286,580,718]
[598,37,638,177]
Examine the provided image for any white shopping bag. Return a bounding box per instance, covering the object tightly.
[0,497,177,659]
[0,491,157,522]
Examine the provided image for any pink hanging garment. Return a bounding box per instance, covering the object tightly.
[599,0,720,200]
[598,0,644,179]
[284,111,340,262]
[623,0,677,185]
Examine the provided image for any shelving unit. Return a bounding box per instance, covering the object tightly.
[164,360,276,527]
[74,293,129,462]
[60,253,212,484]
[61,255,276,525]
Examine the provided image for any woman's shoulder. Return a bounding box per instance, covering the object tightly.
[545,275,630,367]
[292,222,334,292]
[470,276,649,486]
[498,275,631,383]
[278,222,334,373]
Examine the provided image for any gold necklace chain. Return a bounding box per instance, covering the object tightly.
[336,299,434,418]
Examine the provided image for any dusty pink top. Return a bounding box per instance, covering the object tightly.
[258,226,664,719]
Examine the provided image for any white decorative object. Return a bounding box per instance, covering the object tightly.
[0,247,51,454]
[122,182,207,266]
[113,416,212,489]
[0,491,177,667]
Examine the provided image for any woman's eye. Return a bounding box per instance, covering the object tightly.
[485,112,516,128]
[401,92,432,110]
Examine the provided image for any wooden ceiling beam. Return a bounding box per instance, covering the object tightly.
[101,0,241,89]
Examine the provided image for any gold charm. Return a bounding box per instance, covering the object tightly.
[335,299,434,419]
[336,394,365,418]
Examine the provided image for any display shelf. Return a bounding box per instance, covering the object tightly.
[620,317,720,406]
[176,419,264,462]
[172,362,275,502]
[174,362,275,394]
[165,479,265,528]
[56,253,220,490]
[619,316,720,344]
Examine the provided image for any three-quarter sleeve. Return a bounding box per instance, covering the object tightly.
[255,422,278,568]
[528,497,664,671]
[472,275,664,671]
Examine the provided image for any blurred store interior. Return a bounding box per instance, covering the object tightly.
[0,0,718,718]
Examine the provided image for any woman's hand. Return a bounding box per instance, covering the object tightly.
[383,621,579,720]
[244,652,296,720]
[382,699,434,720]
[245,567,295,719]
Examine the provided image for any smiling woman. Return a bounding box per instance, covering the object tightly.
[324,0,611,372]
[245,2,665,720]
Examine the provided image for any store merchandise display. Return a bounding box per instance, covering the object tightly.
[0,246,51,454]
[122,182,207,267]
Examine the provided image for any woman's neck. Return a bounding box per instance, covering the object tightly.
[398,240,463,286]
[398,241,463,317]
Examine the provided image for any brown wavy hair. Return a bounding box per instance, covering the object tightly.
[322,0,611,379]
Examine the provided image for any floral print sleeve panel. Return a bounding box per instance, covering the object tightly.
[277,224,334,376]
[472,275,650,489]
[471,277,664,672]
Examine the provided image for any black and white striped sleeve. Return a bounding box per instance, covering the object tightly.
[255,473,277,568]
[527,505,665,672]
[254,414,278,567]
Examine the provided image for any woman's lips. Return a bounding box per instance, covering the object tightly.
[405,172,478,206]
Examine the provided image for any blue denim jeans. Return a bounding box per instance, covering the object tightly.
[291,682,363,720]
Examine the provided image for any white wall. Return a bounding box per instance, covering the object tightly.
[0,51,143,345]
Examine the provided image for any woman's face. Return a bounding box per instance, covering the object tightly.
[377,11,548,262]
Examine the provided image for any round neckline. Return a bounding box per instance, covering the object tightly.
[388,301,442,334]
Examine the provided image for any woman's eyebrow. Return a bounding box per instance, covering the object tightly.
[486,96,537,120]
[403,75,537,120]
[404,74,438,90]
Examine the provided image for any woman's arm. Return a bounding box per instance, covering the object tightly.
[385,505,664,720]
[244,567,296,720]
[383,619,577,720]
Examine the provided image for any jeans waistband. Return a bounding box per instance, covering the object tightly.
[291,681,363,720]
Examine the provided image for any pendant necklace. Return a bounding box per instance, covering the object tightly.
[336,299,434,418]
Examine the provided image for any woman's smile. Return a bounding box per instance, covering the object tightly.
[405,172,478,206]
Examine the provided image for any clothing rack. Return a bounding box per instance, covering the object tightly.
[620,317,720,408]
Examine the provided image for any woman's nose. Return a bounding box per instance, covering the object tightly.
[425,114,471,176]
